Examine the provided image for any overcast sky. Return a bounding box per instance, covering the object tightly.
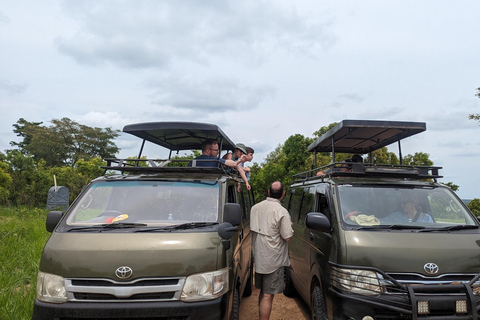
[1,1,479,198]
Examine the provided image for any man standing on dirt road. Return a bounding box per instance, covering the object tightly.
[250,181,294,320]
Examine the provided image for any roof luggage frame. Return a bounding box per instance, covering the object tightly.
[101,122,242,178]
[298,120,442,182]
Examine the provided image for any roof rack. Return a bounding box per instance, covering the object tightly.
[123,121,236,159]
[101,158,243,179]
[294,120,442,182]
[292,162,442,183]
[102,122,244,178]
[308,120,426,164]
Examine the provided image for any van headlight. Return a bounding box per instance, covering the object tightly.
[331,266,384,296]
[36,271,67,303]
[181,268,229,302]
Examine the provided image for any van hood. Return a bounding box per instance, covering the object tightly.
[40,232,221,279]
[344,230,480,275]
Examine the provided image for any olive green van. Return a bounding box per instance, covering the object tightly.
[32,122,254,320]
[284,120,480,319]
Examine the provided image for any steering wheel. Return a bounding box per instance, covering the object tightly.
[449,200,461,213]
[80,194,93,209]
[344,211,359,219]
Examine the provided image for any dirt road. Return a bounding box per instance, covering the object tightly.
[239,287,310,320]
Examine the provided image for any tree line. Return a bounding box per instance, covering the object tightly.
[0,117,479,216]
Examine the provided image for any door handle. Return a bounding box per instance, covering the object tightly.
[309,232,314,241]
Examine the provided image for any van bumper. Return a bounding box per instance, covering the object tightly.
[330,287,480,319]
[32,297,226,320]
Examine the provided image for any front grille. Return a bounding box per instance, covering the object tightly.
[65,277,185,302]
[73,291,175,300]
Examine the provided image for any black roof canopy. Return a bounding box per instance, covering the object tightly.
[308,120,426,154]
[123,121,236,151]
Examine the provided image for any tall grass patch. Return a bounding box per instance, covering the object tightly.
[0,207,50,320]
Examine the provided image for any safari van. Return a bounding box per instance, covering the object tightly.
[283,120,480,319]
[32,122,254,320]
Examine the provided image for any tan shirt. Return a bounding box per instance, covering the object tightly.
[250,197,294,274]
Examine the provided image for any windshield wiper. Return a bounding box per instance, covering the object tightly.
[135,222,218,232]
[418,225,480,232]
[351,225,426,231]
[67,222,147,232]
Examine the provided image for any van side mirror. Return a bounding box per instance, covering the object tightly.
[224,203,242,226]
[305,212,331,232]
[218,222,239,240]
[46,211,64,232]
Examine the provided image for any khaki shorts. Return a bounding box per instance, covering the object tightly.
[255,267,285,294]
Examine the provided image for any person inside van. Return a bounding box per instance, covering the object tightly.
[382,195,433,223]
[316,158,352,176]
[189,140,251,189]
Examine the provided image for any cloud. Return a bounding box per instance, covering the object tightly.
[0,80,27,95]
[146,74,275,112]
[0,11,9,27]
[56,0,336,69]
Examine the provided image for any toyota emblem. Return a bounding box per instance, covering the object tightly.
[115,266,133,279]
[424,263,439,275]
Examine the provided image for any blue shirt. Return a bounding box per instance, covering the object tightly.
[188,155,225,167]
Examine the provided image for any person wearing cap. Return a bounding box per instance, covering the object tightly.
[223,143,248,162]
[189,140,250,190]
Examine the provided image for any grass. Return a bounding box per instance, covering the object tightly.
[0,207,50,320]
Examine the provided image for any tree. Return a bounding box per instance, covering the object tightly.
[0,157,12,205]
[467,198,480,217]
[468,88,480,123]
[402,152,433,166]
[442,182,459,192]
[368,147,399,165]
[10,117,120,167]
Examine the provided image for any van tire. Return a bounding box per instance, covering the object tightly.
[231,286,240,320]
[283,267,298,297]
[242,263,253,297]
[311,283,327,320]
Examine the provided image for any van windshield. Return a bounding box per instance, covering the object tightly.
[66,180,219,225]
[337,185,476,227]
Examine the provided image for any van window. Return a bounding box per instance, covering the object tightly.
[66,180,220,225]
[337,185,476,226]
[298,187,315,226]
[287,189,302,224]
[237,185,253,221]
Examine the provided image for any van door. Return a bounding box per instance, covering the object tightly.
[237,185,253,295]
[287,187,316,297]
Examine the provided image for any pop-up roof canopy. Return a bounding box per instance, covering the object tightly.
[308,120,426,154]
[123,121,236,152]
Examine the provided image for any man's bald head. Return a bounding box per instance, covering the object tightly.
[269,181,284,199]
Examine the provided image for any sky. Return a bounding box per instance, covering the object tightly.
[1,0,479,199]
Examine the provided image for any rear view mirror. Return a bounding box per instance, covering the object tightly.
[306,212,331,232]
[46,211,63,233]
[223,203,242,226]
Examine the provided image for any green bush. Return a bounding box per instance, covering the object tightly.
[0,207,50,320]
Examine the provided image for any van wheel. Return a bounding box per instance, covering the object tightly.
[242,263,253,297]
[283,267,298,297]
[231,286,240,320]
[311,283,327,320]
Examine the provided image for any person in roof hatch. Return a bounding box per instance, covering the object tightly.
[188,140,251,189]
[223,143,248,162]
